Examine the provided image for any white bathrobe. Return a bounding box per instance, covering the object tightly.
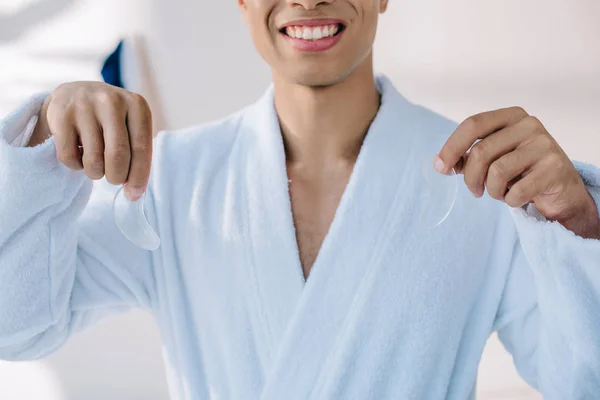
[1,76,599,400]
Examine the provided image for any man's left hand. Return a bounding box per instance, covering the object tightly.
[435,107,600,239]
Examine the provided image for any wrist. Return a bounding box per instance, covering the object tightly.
[27,96,52,147]
[557,193,600,240]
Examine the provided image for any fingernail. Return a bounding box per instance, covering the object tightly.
[434,155,446,174]
[125,186,145,202]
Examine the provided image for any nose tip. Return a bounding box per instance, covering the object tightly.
[286,0,334,9]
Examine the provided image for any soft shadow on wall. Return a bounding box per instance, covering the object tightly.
[0,0,75,42]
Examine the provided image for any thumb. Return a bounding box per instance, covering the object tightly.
[434,154,465,175]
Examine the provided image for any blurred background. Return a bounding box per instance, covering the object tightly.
[0,0,598,398]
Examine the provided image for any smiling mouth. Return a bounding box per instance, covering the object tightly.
[280,23,346,41]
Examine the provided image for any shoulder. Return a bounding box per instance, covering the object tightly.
[408,102,460,140]
[154,109,245,159]
[150,106,253,174]
[146,106,252,192]
[380,76,460,140]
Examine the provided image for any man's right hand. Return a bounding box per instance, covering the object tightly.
[29,81,153,201]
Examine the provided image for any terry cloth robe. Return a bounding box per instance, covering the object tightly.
[1,75,600,400]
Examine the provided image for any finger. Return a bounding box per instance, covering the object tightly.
[124,94,153,201]
[437,107,529,174]
[461,119,535,197]
[97,95,130,185]
[76,109,105,180]
[48,108,83,170]
[486,145,545,201]
[504,165,551,208]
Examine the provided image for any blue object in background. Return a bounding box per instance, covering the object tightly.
[101,40,124,89]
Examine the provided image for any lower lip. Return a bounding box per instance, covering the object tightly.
[281,30,344,52]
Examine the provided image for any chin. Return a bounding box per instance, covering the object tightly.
[272,49,373,89]
[282,66,354,88]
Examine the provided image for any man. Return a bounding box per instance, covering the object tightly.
[1,0,599,399]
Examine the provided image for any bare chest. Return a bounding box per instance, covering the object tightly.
[288,171,352,279]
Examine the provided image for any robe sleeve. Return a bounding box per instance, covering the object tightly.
[493,161,600,396]
[0,94,157,361]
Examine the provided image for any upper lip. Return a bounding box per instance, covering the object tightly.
[279,18,346,30]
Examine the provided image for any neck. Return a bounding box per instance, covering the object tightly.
[272,56,380,170]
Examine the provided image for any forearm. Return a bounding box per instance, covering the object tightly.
[0,149,90,338]
[0,94,88,353]
[496,211,600,397]
[556,192,600,240]
[512,173,600,364]
[0,92,157,360]
[495,162,600,397]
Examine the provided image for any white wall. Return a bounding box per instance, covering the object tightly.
[0,0,598,399]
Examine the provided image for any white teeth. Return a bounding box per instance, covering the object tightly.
[284,24,341,40]
[313,27,323,40]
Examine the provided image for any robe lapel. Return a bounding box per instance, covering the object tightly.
[237,87,306,372]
